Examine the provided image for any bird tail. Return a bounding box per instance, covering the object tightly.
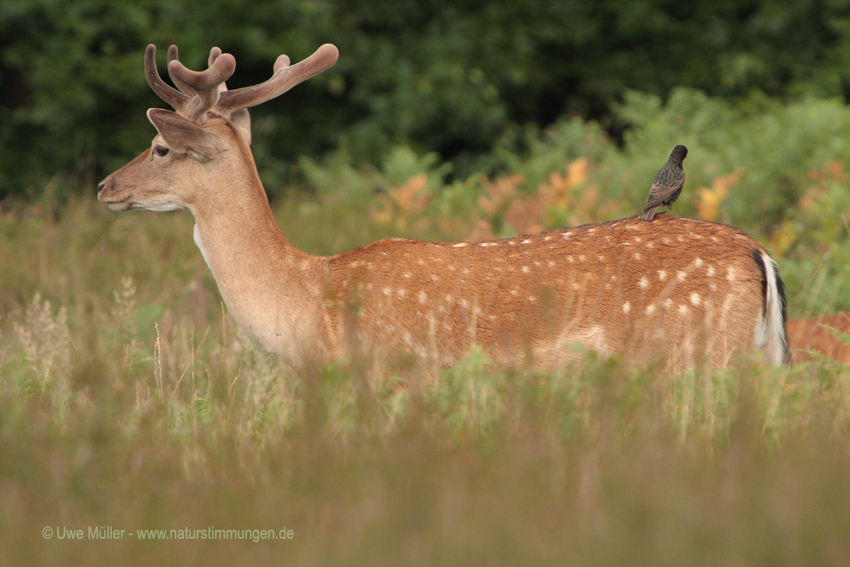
[640,208,657,222]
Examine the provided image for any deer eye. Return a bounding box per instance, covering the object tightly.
[153,145,169,157]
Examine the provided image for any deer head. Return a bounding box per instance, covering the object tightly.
[98,43,338,212]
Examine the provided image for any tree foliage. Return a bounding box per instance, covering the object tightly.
[3,0,850,197]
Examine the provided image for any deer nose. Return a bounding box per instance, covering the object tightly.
[97,180,106,196]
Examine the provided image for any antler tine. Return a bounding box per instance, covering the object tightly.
[165,45,195,96]
[207,47,231,96]
[167,46,230,97]
[208,47,223,69]
[217,43,339,115]
[145,44,189,111]
[167,49,236,122]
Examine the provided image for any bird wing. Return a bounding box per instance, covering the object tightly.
[643,181,669,210]
[644,168,685,210]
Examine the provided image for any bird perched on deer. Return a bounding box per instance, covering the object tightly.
[642,145,688,222]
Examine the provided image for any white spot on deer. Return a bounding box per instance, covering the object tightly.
[508,241,516,246]
[448,265,456,271]
[709,282,717,292]
[403,272,411,279]
[453,242,469,248]
[633,252,641,260]
[639,276,649,289]
[579,255,586,262]
[510,289,518,296]
[534,260,542,267]
[419,291,427,304]
[677,235,684,242]
[598,255,606,262]
[662,237,671,245]
[460,299,469,308]
[567,256,574,264]
[694,258,704,268]
[646,304,656,315]
[727,267,736,282]
[690,292,701,306]
[623,301,631,314]
[522,239,531,244]
[528,295,536,303]
[663,298,673,309]
[678,304,688,315]
[547,260,555,268]
[544,236,552,241]
[588,228,597,233]
[677,271,687,282]
[445,294,453,303]
[563,232,573,239]
[572,283,580,290]
[417,259,425,266]
[645,241,654,249]
[633,236,642,243]
[397,288,407,298]
[383,287,391,296]
[658,270,667,281]
[707,265,716,277]
[402,331,417,347]
[522,266,530,273]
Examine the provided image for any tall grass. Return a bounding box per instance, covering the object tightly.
[3,95,850,564]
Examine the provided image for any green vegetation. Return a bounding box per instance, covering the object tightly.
[5,0,850,198]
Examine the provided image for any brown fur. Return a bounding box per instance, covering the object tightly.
[787,313,850,364]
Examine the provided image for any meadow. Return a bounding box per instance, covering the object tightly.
[3,93,850,565]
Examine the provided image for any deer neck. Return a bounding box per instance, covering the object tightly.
[187,139,324,357]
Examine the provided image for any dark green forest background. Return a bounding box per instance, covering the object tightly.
[3,0,850,199]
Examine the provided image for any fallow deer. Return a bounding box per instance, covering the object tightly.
[97,42,790,379]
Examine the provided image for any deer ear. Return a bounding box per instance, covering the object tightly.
[146,108,225,161]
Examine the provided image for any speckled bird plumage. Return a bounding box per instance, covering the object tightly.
[641,145,687,222]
